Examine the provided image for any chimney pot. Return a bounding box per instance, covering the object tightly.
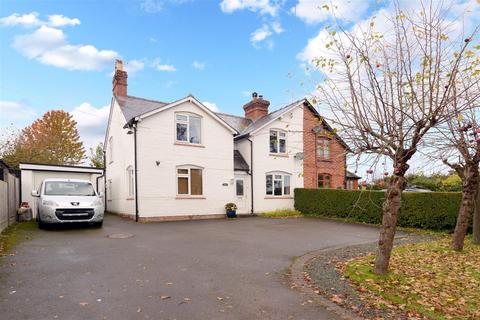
[243,93,270,121]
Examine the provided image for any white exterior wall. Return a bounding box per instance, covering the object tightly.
[104,100,135,217]
[136,101,235,217]
[246,105,304,213]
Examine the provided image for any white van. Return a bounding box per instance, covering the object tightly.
[31,178,104,228]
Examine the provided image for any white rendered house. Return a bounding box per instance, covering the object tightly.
[104,60,356,221]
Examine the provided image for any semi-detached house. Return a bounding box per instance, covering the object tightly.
[104,60,360,221]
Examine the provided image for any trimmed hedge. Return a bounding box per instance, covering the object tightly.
[294,188,462,231]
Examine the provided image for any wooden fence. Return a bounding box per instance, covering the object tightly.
[0,172,19,233]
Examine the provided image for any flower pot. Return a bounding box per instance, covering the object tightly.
[226,209,237,218]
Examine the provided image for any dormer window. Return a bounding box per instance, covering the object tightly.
[270,129,287,154]
[176,114,201,144]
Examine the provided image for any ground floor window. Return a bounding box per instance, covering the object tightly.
[266,173,291,196]
[318,174,331,188]
[177,167,203,195]
[346,179,354,190]
[127,165,134,197]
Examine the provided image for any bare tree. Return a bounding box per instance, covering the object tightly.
[312,1,479,273]
[433,78,480,250]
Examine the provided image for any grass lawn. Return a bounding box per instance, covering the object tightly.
[259,209,303,218]
[0,221,37,256]
[341,237,480,319]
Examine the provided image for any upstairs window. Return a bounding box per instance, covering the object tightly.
[177,167,203,196]
[318,174,331,188]
[270,130,287,154]
[317,137,331,160]
[266,173,291,196]
[176,114,202,144]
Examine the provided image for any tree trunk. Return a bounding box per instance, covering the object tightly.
[473,181,480,244]
[373,163,408,275]
[452,165,479,251]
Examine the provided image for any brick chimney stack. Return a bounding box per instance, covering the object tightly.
[112,59,128,96]
[243,92,270,121]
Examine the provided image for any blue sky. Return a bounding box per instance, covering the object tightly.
[0,0,379,149]
[1,0,478,176]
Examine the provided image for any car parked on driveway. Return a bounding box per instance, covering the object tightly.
[31,178,104,228]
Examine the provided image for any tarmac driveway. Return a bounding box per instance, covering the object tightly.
[0,214,382,320]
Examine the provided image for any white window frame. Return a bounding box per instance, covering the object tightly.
[317,137,331,160]
[108,136,114,163]
[175,113,202,145]
[176,166,203,196]
[235,178,244,196]
[269,129,287,154]
[126,165,134,198]
[266,172,291,196]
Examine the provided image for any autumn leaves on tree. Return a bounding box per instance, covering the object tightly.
[1,110,85,168]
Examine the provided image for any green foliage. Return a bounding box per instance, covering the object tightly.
[260,209,303,218]
[406,173,462,192]
[294,189,462,231]
[89,142,104,168]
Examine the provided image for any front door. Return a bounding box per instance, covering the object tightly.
[234,175,249,214]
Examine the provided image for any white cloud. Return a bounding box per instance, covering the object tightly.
[71,102,109,152]
[220,0,279,16]
[192,60,205,70]
[0,100,36,121]
[141,0,164,13]
[12,26,119,71]
[124,59,145,74]
[47,14,81,27]
[250,22,284,47]
[202,101,219,112]
[12,25,65,58]
[0,12,41,27]
[0,12,81,27]
[291,0,369,24]
[151,59,177,71]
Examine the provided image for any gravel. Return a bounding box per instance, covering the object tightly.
[304,233,439,319]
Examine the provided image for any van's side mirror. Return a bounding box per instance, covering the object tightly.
[31,190,40,197]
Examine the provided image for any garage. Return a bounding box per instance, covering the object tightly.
[19,162,104,217]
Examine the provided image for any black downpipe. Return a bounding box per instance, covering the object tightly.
[103,150,107,212]
[133,124,139,222]
[247,138,254,214]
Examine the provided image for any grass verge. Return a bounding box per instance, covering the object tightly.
[259,209,303,218]
[341,237,480,319]
[0,221,37,256]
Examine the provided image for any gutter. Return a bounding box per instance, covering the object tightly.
[247,137,254,215]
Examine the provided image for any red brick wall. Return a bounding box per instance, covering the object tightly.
[303,106,346,189]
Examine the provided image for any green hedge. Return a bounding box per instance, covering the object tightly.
[294,188,462,231]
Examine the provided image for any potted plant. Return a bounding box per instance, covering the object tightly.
[225,203,237,218]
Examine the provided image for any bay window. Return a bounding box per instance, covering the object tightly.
[176,114,201,144]
[266,173,291,196]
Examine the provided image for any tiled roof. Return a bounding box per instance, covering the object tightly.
[233,150,249,172]
[215,112,253,133]
[116,95,168,121]
[346,170,361,179]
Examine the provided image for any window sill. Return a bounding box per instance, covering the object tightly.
[174,142,205,148]
[269,153,289,158]
[109,161,113,164]
[126,197,134,201]
[316,158,332,162]
[264,196,293,199]
[175,195,206,199]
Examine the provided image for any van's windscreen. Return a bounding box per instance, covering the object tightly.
[44,182,96,196]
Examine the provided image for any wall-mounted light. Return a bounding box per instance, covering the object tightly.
[127,130,134,135]
[155,161,160,166]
